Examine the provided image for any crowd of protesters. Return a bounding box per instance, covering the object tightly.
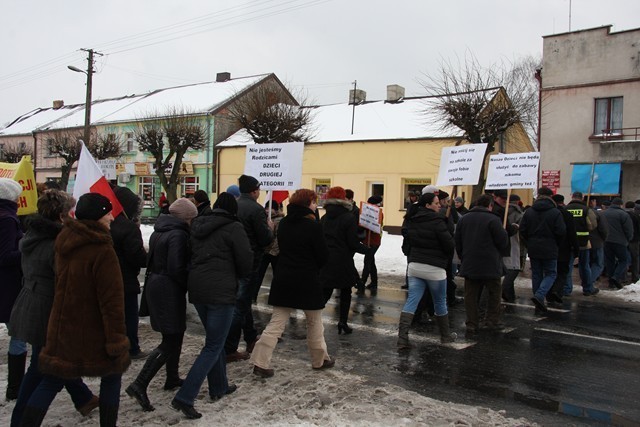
[3,172,639,424]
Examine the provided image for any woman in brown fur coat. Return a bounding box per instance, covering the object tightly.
[20,193,130,427]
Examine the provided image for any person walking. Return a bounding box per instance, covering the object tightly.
[398,192,457,348]
[19,193,130,427]
[9,190,98,426]
[550,194,579,302]
[565,192,598,295]
[170,193,252,419]
[110,186,148,360]
[0,178,28,401]
[225,175,274,362]
[519,187,567,311]
[126,198,197,412]
[319,187,369,334]
[624,201,640,283]
[501,194,525,303]
[455,194,509,334]
[250,189,333,378]
[589,200,609,284]
[361,195,383,291]
[603,197,633,289]
[253,200,284,302]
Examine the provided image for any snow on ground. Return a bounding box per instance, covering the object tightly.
[0,322,534,426]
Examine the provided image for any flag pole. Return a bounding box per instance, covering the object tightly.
[586,162,596,206]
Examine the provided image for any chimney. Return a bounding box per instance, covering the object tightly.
[386,85,405,102]
[53,100,64,109]
[216,72,231,82]
[349,89,366,105]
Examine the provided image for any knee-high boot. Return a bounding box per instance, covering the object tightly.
[7,352,27,401]
[397,312,414,349]
[163,334,184,390]
[125,348,167,411]
[436,314,457,343]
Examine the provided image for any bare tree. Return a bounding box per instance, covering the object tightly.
[421,54,540,201]
[136,107,207,203]
[0,143,34,163]
[225,82,315,144]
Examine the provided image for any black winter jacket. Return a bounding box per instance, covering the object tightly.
[268,203,329,310]
[455,207,509,279]
[519,196,566,260]
[402,207,454,269]
[237,194,273,265]
[188,209,253,305]
[556,205,580,263]
[110,215,147,294]
[319,200,369,289]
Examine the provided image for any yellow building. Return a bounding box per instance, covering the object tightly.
[217,86,534,233]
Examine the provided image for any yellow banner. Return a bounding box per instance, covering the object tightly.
[0,156,38,215]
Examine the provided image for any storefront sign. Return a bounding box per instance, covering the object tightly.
[96,159,117,180]
[135,162,150,175]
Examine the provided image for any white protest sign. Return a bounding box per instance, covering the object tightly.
[96,159,117,180]
[244,142,304,190]
[485,152,540,189]
[436,143,487,186]
[359,202,381,234]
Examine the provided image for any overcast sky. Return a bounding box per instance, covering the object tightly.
[1,0,639,127]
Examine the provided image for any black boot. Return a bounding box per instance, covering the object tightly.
[397,312,414,349]
[125,348,167,411]
[7,352,27,401]
[163,334,184,390]
[435,315,457,343]
[99,404,119,427]
[18,405,47,426]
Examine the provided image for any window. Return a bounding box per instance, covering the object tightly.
[138,176,157,208]
[402,178,431,209]
[180,176,199,197]
[46,138,55,156]
[367,181,385,207]
[125,132,135,152]
[594,97,623,135]
[313,178,331,207]
[18,142,26,151]
[0,143,4,160]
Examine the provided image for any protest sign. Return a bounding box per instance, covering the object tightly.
[436,143,487,186]
[485,152,540,190]
[244,142,304,190]
[359,202,382,234]
[96,159,117,180]
[0,156,38,215]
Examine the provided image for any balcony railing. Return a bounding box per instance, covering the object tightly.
[600,127,640,142]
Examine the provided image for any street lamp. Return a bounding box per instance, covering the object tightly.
[67,49,96,147]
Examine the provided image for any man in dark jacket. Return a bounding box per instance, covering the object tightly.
[519,187,566,311]
[225,175,274,361]
[111,186,149,359]
[603,197,633,289]
[551,194,580,301]
[589,199,609,284]
[455,194,509,334]
[565,192,598,295]
[624,201,640,283]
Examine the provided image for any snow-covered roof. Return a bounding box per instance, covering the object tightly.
[218,96,466,147]
[0,74,270,135]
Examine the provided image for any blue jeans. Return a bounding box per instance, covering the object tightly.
[175,304,234,406]
[590,247,605,281]
[605,242,630,282]
[531,258,557,301]
[225,259,261,354]
[25,373,120,415]
[575,249,594,292]
[402,276,448,316]
[11,346,93,427]
[562,258,573,296]
[124,292,141,355]
[4,324,27,355]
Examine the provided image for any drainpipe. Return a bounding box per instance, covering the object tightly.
[31,131,38,173]
[206,114,212,193]
[535,68,543,188]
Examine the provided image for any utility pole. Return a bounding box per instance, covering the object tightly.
[69,48,102,147]
[351,80,357,135]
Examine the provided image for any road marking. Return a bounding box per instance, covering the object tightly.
[502,302,571,313]
[535,327,640,347]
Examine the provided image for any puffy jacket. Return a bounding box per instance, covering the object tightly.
[237,194,273,265]
[0,199,22,322]
[188,209,253,305]
[519,196,566,260]
[402,207,455,269]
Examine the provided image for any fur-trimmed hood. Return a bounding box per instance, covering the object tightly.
[56,218,112,257]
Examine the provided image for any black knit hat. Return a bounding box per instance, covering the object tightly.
[238,174,260,193]
[367,195,383,205]
[494,189,508,199]
[193,189,209,204]
[75,193,112,221]
[213,192,238,215]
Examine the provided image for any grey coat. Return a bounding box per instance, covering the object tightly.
[9,215,61,347]
[188,209,253,306]
[603,205,633,245]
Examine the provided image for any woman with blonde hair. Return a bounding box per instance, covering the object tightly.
[251,189,333,378]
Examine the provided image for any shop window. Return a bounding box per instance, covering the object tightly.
[594,97,623,135]
[180,176,199,197]
[402,178,431,209]
[138,176,158,208]
[313,178,331,207]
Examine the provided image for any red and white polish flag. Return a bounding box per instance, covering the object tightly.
[72,141,123,218]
